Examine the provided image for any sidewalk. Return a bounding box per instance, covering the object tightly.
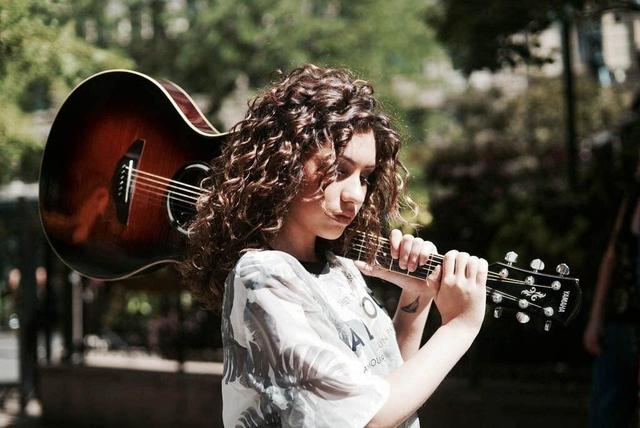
[0,390,45,428]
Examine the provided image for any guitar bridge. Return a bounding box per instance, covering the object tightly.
[112,139,144,225]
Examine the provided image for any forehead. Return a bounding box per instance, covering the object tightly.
[342,132,376,165]
[313,131,377,165]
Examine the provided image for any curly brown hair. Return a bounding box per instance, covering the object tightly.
[178,64,418,311]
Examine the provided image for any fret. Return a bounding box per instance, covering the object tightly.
[347,233,450,282]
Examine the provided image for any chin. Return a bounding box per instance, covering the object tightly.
[318,227,346,241]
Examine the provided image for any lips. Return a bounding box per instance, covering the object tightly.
[331,212,355,224]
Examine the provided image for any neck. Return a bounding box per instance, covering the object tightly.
[267,225,319,263]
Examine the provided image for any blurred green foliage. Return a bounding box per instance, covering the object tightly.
[69,0,443,120]
[1,0,636,360]
[0,0,441,184]
[0,0,133,185]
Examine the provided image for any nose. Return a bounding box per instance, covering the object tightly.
[341,174,366,207]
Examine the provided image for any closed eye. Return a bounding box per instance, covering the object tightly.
[337,166,373,186]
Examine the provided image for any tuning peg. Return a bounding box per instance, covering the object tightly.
[491,293,503,304]
[516,312,530,324]
[556,263,570,276]
[504,251,518,266]
[529,258,545,272]
[544,320,552,332]
[493,307,503,319]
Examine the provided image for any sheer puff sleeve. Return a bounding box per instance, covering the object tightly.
[229,251,390,428]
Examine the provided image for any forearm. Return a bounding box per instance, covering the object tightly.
[368,321,479,428]
[591,199,627,321]
[392,290,432,361]
[590,247,615,321]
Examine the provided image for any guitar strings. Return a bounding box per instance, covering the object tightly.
[346,242,520,302]
[348,240,518,283]
[123,174,198,210]
[349,246,525,305]
[131,188,195,212]
[123,170,202,208]
[129,173,201,201]
[348,237,549,289]
[347,242,521,287]
[134,181,199,207]
[348,241,542,308]
[127,165,204,193]
[124,167,554,306]
[350,231,556,289]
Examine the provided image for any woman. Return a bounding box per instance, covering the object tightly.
[179,64,487,427]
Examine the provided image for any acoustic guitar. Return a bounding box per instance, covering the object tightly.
[39,70,581,328]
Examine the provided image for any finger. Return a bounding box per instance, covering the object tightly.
[390,229,402,259]
[407,237,424,272]
[466,256,479,280]
[443,250,458,284]
[354,260,378,278]
[476,258,488,285]
[418,241,437,266]
[354,259,409,288]
[427,265,442,292]
[455,252,470,283]
[399,234,413,269]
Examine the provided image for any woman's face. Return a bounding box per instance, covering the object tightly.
[287,131,377,241]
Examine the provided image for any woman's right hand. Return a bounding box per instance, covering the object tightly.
[434,250,488,334]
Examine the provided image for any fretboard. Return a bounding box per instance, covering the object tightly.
[343,232,440,281]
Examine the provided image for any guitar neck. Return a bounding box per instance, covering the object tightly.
[341,230,582,328]
[345,235,440,281]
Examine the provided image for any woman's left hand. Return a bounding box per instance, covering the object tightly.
[354,229,441,298]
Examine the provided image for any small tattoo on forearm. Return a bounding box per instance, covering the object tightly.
[401,297,419,313]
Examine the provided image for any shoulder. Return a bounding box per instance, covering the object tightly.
[234,249,299,273]
[232,249,309,291]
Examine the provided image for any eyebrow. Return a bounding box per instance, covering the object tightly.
[340,156,376,171]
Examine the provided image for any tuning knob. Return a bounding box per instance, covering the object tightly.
[491,293,503,304]
[504,251,518,266]
[493,307,503,319]
[516,312,530,324]
[530,258,545,272]
[556,263,570,276]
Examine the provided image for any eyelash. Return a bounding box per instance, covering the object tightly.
[337,168,371,185]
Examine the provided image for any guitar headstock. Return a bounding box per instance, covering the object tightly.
[487,251,581,331]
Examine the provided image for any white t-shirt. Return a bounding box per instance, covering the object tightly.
[221,248,420,428]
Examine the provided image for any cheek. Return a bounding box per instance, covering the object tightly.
[322,183,341,204]
[291,186,326,218]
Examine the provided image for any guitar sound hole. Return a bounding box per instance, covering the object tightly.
[167,163,211,234]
